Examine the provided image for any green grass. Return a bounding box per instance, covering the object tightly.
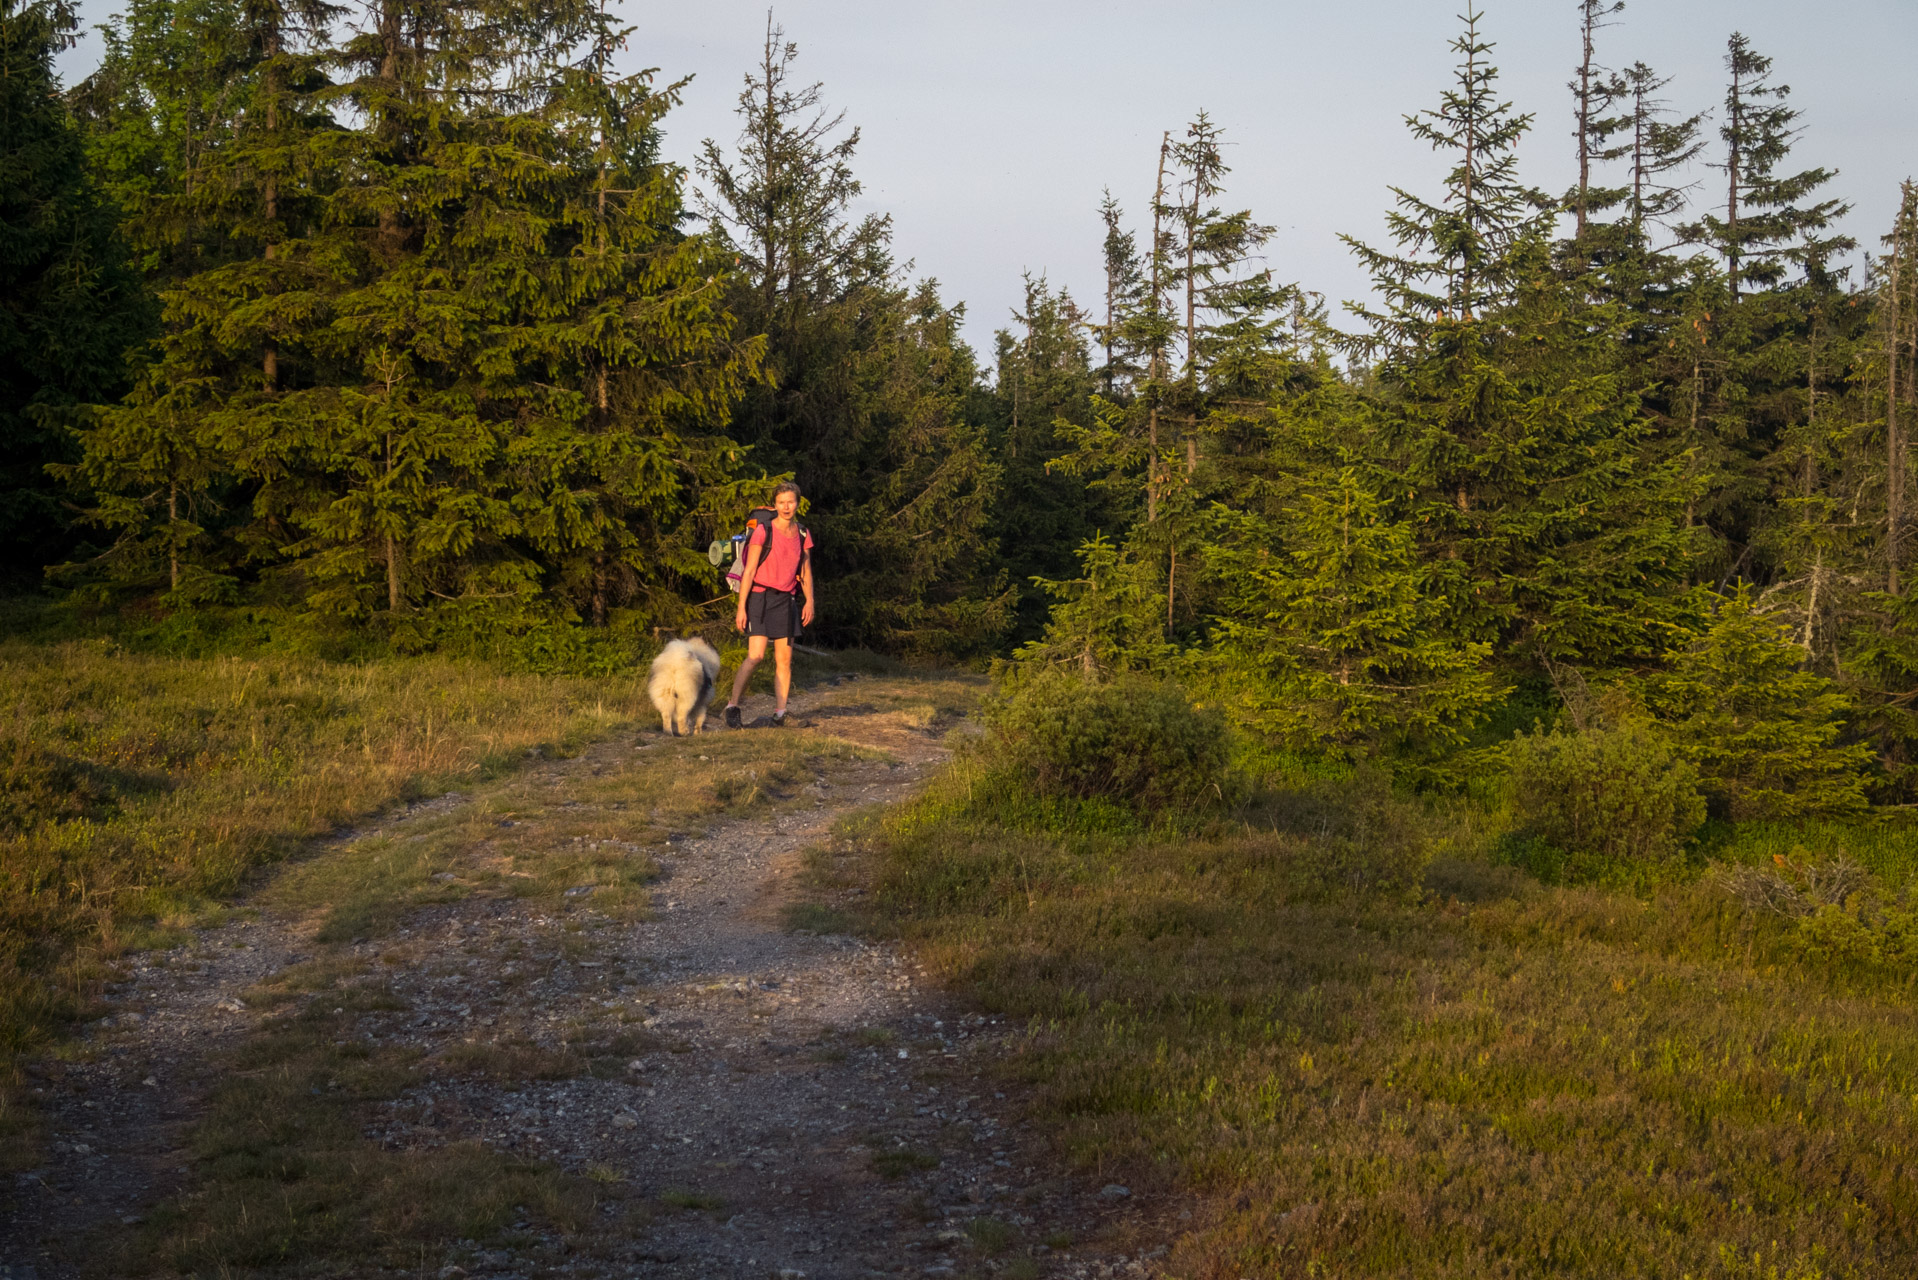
[844,756,1918,1279]
[0,642,657,1164]
[871,1147,941,1179]
[0,636,926,1177]
[1701,814,1918,882]
[782,901,857,934]
[659,1187,725,1212]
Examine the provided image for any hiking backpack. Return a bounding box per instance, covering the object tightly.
[709,508,809,592]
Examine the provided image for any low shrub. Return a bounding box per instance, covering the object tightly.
[0,733,123,833]
[1718,851,1870,918]
[1720,851,1918,969]
[1502,719,1706,881]
[982,671,1230,816]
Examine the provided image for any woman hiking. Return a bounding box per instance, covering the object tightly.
[723,481,815,728]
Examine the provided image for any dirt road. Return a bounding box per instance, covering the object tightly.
[4,674,1166,1279]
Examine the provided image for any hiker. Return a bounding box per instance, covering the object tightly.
[723,481,814,728]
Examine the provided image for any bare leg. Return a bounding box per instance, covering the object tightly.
[727,635,768,709]
[772,639,792,714]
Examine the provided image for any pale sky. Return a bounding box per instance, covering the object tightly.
[57,1,1918,368]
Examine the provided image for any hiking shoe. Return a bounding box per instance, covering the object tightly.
[771,710,788,727]
[724,705,742,729]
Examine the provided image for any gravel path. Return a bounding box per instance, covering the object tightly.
[3,678,1169,1279]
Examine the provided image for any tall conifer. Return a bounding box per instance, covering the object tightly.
[1617,62,1705,237]
[1344,7,1548,346]
[1344,8,1690,669]
[697,20,1005,655]
[991,276,1102,641]
[0,0,149,577]
[1093,191,1145,398]
[1688,34,1851,297]
[69,0,758,637]
[695,17,889,481]
[1566,0,1628,245]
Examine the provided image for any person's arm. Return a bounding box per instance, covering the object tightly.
[799,555,815,627]
[733,539,764,631]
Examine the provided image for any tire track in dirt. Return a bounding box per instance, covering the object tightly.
[3,675,1170,1280]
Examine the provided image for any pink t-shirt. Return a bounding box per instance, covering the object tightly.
[747,521,812,593]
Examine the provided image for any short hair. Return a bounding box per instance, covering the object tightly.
[772,480,803,502]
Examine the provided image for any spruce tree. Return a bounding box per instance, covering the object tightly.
[1169,111,1276,469]
[1617,61,1706,237]
[489,7,768,632]
[1093,190,1145,398]
[0,0,150,578]
[66,0,259,283]
[1881,182,1918,595]
[694,16,890,484]
[1343,7,1691,670]
[827,281,1012,659]
[1162,115,1290,636]
[1651,586,1872,819]
[1208,461,1500,757]
[991,275,1103,641]
[1013,533,1174,677]
[1566,0,1629,245]
[1343,6,1549,345]
[68,0,758,639]
[62,0,340,598]
[1687,33,1851,297]
[295,0,756,631]
[1058,119,1291,640]
[1846,590,1918,800]
[1053,154,1175,531]
[1587,60,1706,350]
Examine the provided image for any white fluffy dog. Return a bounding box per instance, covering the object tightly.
[648,638,721,736]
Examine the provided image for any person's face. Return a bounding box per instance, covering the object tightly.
[775,491,799,520]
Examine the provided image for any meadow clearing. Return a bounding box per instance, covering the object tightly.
[4,643,1917,1277]
[823,747,1918,1279]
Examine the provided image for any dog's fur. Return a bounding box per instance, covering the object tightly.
[648,638,721,736]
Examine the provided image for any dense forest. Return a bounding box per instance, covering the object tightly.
[3,0,1914,814]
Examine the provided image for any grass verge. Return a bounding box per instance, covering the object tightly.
[0,642,656,1166]
[260,720,882,945]
[843,753,1918,1278]
[98,960,593,1276]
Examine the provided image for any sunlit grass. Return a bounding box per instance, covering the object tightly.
[0,641,652,1160]
[1703,814,1918,882]
[0,634,946,1165]
[850,761,1918,1278]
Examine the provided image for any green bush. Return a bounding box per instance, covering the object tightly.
[1720,851,1918,969]
[0,733,116,834]
[1651,588,1872,819]
[982,671,1230,815]
[1503,720,1706,878]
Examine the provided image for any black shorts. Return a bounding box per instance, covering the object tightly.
[746,588,803,640]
